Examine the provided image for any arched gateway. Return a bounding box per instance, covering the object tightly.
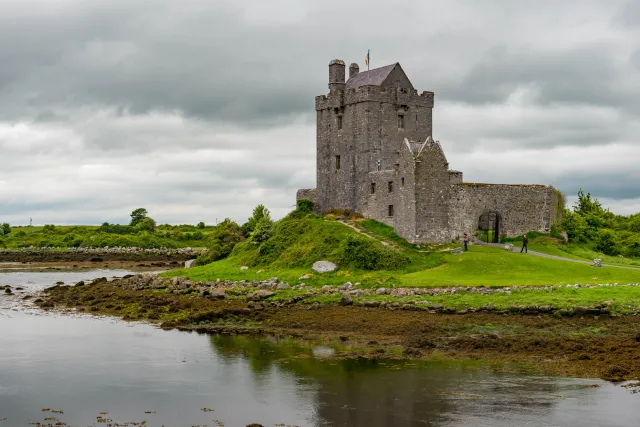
[477,212,500,243]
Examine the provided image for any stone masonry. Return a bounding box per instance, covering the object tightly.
[297,59,563,243]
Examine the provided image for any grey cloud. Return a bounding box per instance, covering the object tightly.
[1,0,640,225]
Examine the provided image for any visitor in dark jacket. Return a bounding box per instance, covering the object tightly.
[520,235,528,253]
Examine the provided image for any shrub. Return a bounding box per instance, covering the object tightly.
[194,253,215,267]
[207,219,245,261]
[1,223,10,235]
[251,216,273,244]
[338,235,411,270]
[595,229,619,256]
[197,221,205,229]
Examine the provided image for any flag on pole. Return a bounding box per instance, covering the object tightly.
[365,50,370,69]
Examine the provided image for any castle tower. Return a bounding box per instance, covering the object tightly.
[314,59,435,227]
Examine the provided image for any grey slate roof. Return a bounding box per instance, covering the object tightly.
[346,63,397,89]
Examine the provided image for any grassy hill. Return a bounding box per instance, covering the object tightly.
[167,210,640,288]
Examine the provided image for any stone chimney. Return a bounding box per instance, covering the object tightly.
[349,63,359,79]
[328,59,345,91]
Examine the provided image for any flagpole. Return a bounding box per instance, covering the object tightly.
[367,49,370,85]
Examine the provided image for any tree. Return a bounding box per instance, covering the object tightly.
[129,208,149,227]
[241,204,271,236]
[135,217,156,233]
[197,221,205,229]
[1,223,10,236]
[574,189,605,216]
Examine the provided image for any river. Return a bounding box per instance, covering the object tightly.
[0,266,637,427]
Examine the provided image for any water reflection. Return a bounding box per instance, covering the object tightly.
[0,268,638,427]
[208,334,638,427]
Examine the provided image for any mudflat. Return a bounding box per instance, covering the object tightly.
[34,279,640,382]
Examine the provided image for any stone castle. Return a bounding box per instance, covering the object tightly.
[297,59,563,243]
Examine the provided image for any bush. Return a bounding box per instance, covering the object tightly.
[251,217,273,243]
[338,235,411,270]
[595,229,619,256]
[194,253,215,266]
[197,221,205,229]
[207,219,245,261]
[1,223,10,235]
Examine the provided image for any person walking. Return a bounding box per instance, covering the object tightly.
[520,235,528,253]
[463,233,469,252]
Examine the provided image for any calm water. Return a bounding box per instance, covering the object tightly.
[0,267,638,427]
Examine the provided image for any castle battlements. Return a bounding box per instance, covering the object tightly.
[315,86,434,111]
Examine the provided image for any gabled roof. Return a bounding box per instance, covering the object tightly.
[346,63,414,90]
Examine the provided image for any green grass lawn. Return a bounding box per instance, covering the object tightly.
[170,244,640,288]
[399,246,639,287]
[526,243,640,268]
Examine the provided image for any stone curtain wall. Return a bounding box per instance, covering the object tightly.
[296,189,317,205]
[449,183,561,240]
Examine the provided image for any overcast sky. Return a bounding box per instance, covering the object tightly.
[1,0,639,226]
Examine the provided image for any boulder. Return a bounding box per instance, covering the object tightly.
[452,247,463,255]
[504,244,514,251]
[240,266,249,271]
[299,274,312,280]
[247,290,274,301]
[592,259,603,267]
[208,289,226,300]
[339,295,353,306]
[311,261,338,273]
[276,283,291,290]
[184,259,197,269]
[572,306,588,316]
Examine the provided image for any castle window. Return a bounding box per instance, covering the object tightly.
[337,116,343,130]
[376,160,381,171]
[388,205,394,217]
[335,155,340,170]
[388,181,393,193]
[371,183,376,194]
[398,114,404,129]
[401,177,405,187]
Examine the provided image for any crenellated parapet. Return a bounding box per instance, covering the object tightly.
[315,86,434,110]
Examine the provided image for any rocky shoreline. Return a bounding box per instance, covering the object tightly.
[0,247,203,263]
[31,273,640,382]
[118,273,636,317]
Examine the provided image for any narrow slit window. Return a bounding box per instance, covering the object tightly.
[371,183,376,194]
[337,116,343,130]
[335,155,341,170]
[388,181,393,193]
[401,177,405,187]
[388,205,394,217]
[376,160,381,171]
[398,114,404,129]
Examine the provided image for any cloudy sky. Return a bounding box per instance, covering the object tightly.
[1,0,639,226]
